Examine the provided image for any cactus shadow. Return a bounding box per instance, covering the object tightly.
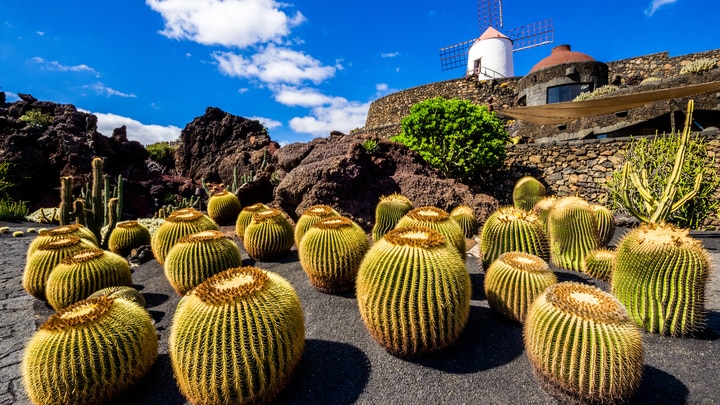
[696,310,720,340]
[108,354,186,405]
[274,339,370,405]
[470,272,486,301]
[142,292,170,307]
[630,365,689,404]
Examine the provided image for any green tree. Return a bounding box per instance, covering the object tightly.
[391,97,508,182]
[19,109,53,128]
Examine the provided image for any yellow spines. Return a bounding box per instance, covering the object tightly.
[243,208,295,261]
[547,196,600,271]
[395,206,466,257]
[26,224,99,259]
[591,204,615,247]
[207,189,242,225]
[371,193,413,241]
[583,248,616,282]
[235,202,269,240]
[89,285,146,308]
[479,206,549,268]
[513,176,546,212]
[532,196,557,232]
[108,220,152,257]
[150,208,219,265]
[450,205,479,238]
[294,204,340,247]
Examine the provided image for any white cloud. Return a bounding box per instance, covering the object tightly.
[36,31,45,36]
[84,83,136,98]
[31,57,100,76]
[91,111,182,145]
[272,85,334,107]
[376,83,388,92]
[289,98,370,136]
[247,116,282,129]
[146,0,305,48]
[380,51,399,58]
[645,0,678,16]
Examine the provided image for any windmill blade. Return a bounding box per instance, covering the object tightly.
[477,0,504,31]
[507,18,554,52]
[439,38,475,71]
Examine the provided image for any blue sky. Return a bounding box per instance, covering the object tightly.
[1,0,718,146]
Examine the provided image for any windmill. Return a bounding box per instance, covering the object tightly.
[439,0,554,78]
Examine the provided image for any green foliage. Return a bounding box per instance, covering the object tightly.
[361,138,379,154]
[0,162,17,199]
[0,199,29,222]
[19,109,53,128]
[392,97,508,182]
[572,84,619,102]
[680,58,717,75]
[145,141,177,164]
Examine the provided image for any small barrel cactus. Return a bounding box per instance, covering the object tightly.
[243,208,295,261]
[298,216,369,293]
[207,189,242,225]
[513,176,546,212]
[532,196,557,231]
[547,196,599,271]
[484,252,557,323]
[395,206,466,257]
[524,282,643,404]
[164,230,243,295]
[26,224,99,259]
[45,248,133,311]
[371,193,413,241]
[450,205,479,238]
[294,204,340,247]
[150,208,219,266]
[479,206,549,269]
[612,222,710,336]
[235,202,269,240]
[89,285,146,308]
[583,248,616,283]
[169,266,305,405]
[21,296,158,405]
[591,204,615,247]
[356,226,471,357]
[108,220,152,257]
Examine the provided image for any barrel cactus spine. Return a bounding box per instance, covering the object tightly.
[294,204,340,247]
[524,282,643,404]
[89,286,147,308]
[513,176,547,212]
[169,266,304,405]
[583,249,616,283]
[371,193,413,242]
[532,196,557,231]
[164,230,243,295]
[479,206,549,269]
[356,226,471,357]
[243,208,295,261]
[108,220,152,257]
[298,216,369,293]
[150,208,219,266]
[547,196,600,271]
[395,206,466,257]
[207,189,242,225]
[450,205,479,239]
[235,203,269,240]
[591,204,615,247]
[26,224,99,259]
[21,296,158,405]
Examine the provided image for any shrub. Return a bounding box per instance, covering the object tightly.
[145,141,177,167]
[572,84,619,101]
[0,162,16,199]
[0,199,29,222]
[19,109,53,128]
[391,97,508,182]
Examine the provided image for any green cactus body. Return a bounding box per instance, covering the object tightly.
[243,208,295,261]
[46,248,133,311]
[612,222,709,336]
[450,205,479,238]
[371,193,413,241]
[395,206,466,257]
[479,206,549,269]
[484,252,557,323]
[89,286,146,308]
[583,249,616,283]
[207,189,242,225]
[150,208,219,266]
[21,296,158,405]
[169,266,305,405]
[108,220,152,257]
[294,204,341,247]
[356,226,471,357]
[235,203,269,240]
[532,196,557,231]
[513,176,547,212]
[524,282,643,404]
[591,204,615,247]
[164,230,243,295]
[26,224,99,259]
[298,216,370,293]
[547,196,600,271]
[23,235,97,301]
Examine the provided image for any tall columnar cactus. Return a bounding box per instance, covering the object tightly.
[235,202,269,240]
[532,196,557,231]
[356,226,471,357]
[243,208,295,261]
[513,176,547,212]
[150,208,219,265]
[450,205,479,238]
[371,193,413,241]
[612,222,710,336]
[294,204,341,247]
[484,252,557,323]
[591,204,615,247]
[26,224,99,259]
[524,282,643,404]
[89,286,146,308]
[479,206,549,269]
[23,235,97,300]
[298,216,370,293]
[547,196,599,271]
[108,220,152,257]
[395,206,466,257]
[169,266,305,405]
[21,296,158,405]
[164,230,243,295]
[206,189,242,225]
[583,248,616,283]
[45,248,133,311]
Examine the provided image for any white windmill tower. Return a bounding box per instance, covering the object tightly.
[440,0,554,79]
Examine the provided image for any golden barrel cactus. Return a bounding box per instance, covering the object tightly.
[243,208,295,261]
[591,204,615,247]
[294,204,340,247]
[26,224,99,259]
[583,249,616,283]
[512,176,546,212]
[207,189,242,225]
[108,220,152,257]
[395,206,466,257]
[532,196,557,231]
[371,193,413,241]
[150,208,219,265]
[235,203,269,240]
[547,196,600,271]
[89,285,146,308]
[479,206,549,269]
[450,205,479,239]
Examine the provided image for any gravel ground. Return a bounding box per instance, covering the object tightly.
[1,221,719,405]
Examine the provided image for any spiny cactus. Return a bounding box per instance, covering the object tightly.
[207,189,242,225]
[26,224,99,259]
[450,205,479,238]
[591,204,615,247]
[108,220,151,257]
[164,230,243,295]
[371,193,413,241]
[524,282,643,404]
[395,206,466,257]
[21,296,158,405]
[583,249,615,283]
[298,216,369,293]
[513,176,546,212]
[680,57,717,75]
[532,196,557,231]
[294,204,340,247]
[612,222,710,336]
[356,226,471,357]
[235,202,269,240]
[46,248,133,311]
[169,266,304,405]
[243,208,295,261]
[89,286,146,308]
[484,252,557,323]
[150,208,219,265]
[479,206,549,269]
[547,196,599,271]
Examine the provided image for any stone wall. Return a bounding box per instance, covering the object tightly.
[607,49,720,85]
